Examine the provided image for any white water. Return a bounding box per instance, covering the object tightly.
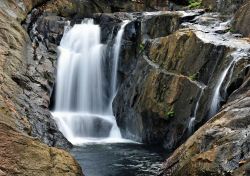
[188,117,195,135]
[188,85,205,135]
[53,19,130,145]
[110,20,130,107]
[209,50,247,117]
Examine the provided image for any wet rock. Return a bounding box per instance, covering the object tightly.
[141,11,182,39]
[118,20,141,77]
[114,56,201,147]
[113,10,250,155]
[226,58,250,97]
[202,0,246,14]
[93,13,122,43]
[114,28,225,149]
[161,78,250,175]
[155,12,250,176]
[232,1,250,37]
[146,29,229,85]
[141,10,204,40]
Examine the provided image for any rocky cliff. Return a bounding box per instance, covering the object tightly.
[0,0,83,175]
[159,1,250,175]
[110,1,250,175]
[0,0,170,175]
[1,0,250,175]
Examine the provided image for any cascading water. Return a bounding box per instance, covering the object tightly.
[188,85,205,135]
[209,50,247,117]
[52,19,130,145]
[109,20,130,111]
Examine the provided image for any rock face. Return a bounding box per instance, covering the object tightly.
[0,0,71,149]
[0,0,82,175]
[0,0,249,175]
[141,11,184,39]
[0,0,175,175]
[0,123,82,176]
[232,1,250,37]
[201,0,246,14]
[152,4,250,176]
[161,77,250,175]
[113,9,250,151]
[39,0,172,18]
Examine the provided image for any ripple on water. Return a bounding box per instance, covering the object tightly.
[71,143,168,176]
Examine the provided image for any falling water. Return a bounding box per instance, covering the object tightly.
[52,19,130,145]
[188,117,195,135]
[110,21,130,102]
[188,85,205,135]
[209,50,247,117]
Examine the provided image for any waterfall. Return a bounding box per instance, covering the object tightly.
[188,85,205,135]
[52,19,130,145]
[209,50,247,117]
[109,20,130,110]
[188,117,195,135]
[111,21,130,99]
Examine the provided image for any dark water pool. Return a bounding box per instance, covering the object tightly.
[71,143,167,176]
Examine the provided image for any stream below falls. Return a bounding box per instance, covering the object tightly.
[71,143,167,176]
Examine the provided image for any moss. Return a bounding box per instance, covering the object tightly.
[229,28,236,33]
[188,0,201,9]
[189,73,198,81]
[139,43,145,52]
[165,107,175,118]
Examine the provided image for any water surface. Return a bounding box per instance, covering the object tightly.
[71,143,167,176]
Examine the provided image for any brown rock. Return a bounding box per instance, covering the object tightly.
[114,12,250,154]
[141,11,183,39]
[232,1,250,37]
[201,0,246,14]
[0,0,83,175]
[0,123,82,176]
[161,84,250,175]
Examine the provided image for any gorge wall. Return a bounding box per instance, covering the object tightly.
[112,1,250,175]
[0,0,250,175]
[0,0,84,175]
[0,0,170,175]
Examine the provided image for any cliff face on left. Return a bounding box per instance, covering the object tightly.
[0,0,82,175]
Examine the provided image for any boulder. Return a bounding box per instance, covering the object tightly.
[0,123,82,176]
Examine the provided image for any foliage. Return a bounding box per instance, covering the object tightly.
[229,28,236,33]
[166,108,175,118]
[188,0,201,9]
[189,73,198,81]
[139,43,145,52]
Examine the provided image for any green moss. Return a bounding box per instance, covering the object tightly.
[139,43,145,52]
[139,43,145,53]
[167,110,175,118]
[189,73,198,81]
[165,108,175,118]
[229,28,236,33]
[188,0,201,9]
